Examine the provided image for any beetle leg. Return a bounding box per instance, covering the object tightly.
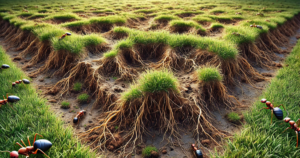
[16,142,24,148]
[21,139,27,146]
[282,127,292,133]
[33,133,43,144]
[27,136,31,146]
[32,148,50,158]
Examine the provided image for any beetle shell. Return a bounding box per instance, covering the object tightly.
[22,79,30,84]
[256,25,263,29]
[273,107,283,120]
[34,139,52,152]
[10,151,18,158]
[7,96,20,103]
[66,32,71,35]
[1,64,10,69]
[73,117,78,123]
[194,149,203,158]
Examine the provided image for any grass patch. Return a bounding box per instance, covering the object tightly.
[0,46,97,158]
[77,93,89,103]
[121,69,179,101]
[227,112,241,122]
[153,15,179,21]
[142,146,158,157]
[196,67,222,82]
[44,13,80,20]
[73,82,82,91]
[61,101,71,109]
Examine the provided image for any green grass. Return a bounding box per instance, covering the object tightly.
[82,33,106,46]
[218,39,300,158]
[227,112,241,122]
[77,93,89,103]
[142,146,158,157]
[73,82,82,91]
[153,15,179,21]
[61,101,71,109]
[121,69,179,101]
[196,66,222,82]
[0,46,97,158]
[44,13,81,20]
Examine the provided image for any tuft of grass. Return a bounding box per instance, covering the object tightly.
[77,93,89,103]
[44,13,80,20]
[139,69,179,93]
[73,82,82,91]
[89,15,126,25]
[122,69,179,101]
[61,101,71,109]
[82,34,106,46]
[170,20,206,32]
[196,67,222,82]
[33,25,65,41]
[142,146,158,157]
[227,112,241,122]
[153,15,179,21]
[210,22,224,29]
[51,34,85,54]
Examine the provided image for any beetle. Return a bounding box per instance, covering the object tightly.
[282,117,300,147]
[0,94,20,109]
[12,77,30,87]
[73,110,86,124]
[1,64,10,70]
[191,144,203,158]
[260,99,287,124]
[1,133,52,158]
[59,32,72,40]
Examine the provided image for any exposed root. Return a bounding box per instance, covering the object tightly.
[194,71,239,111]
[170,26,191,34]
[86,43,110,54]
[156,47,197,71]
[193,50,264,85]
[240,43,275,68]
[29,50,85,77]
[96,52,139,81]
[0,24,13,37]
[23,42,51,68]
[80,91,226,156]
[102,30,128,40]
[49,62,101,95]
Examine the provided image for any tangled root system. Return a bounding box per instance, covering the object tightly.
[156,47,196,71]
[29,50,85,77]
[240,43,275,68]
[86,43,110,54]
[49,62,100,95]
[194,73,239,111]
[97,49,139,80]
[23,41,52,68]
[193,50,264,85]
[80,90,226,155]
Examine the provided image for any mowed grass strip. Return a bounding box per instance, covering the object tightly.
[0,46,97,158]
[217,40,300,157]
